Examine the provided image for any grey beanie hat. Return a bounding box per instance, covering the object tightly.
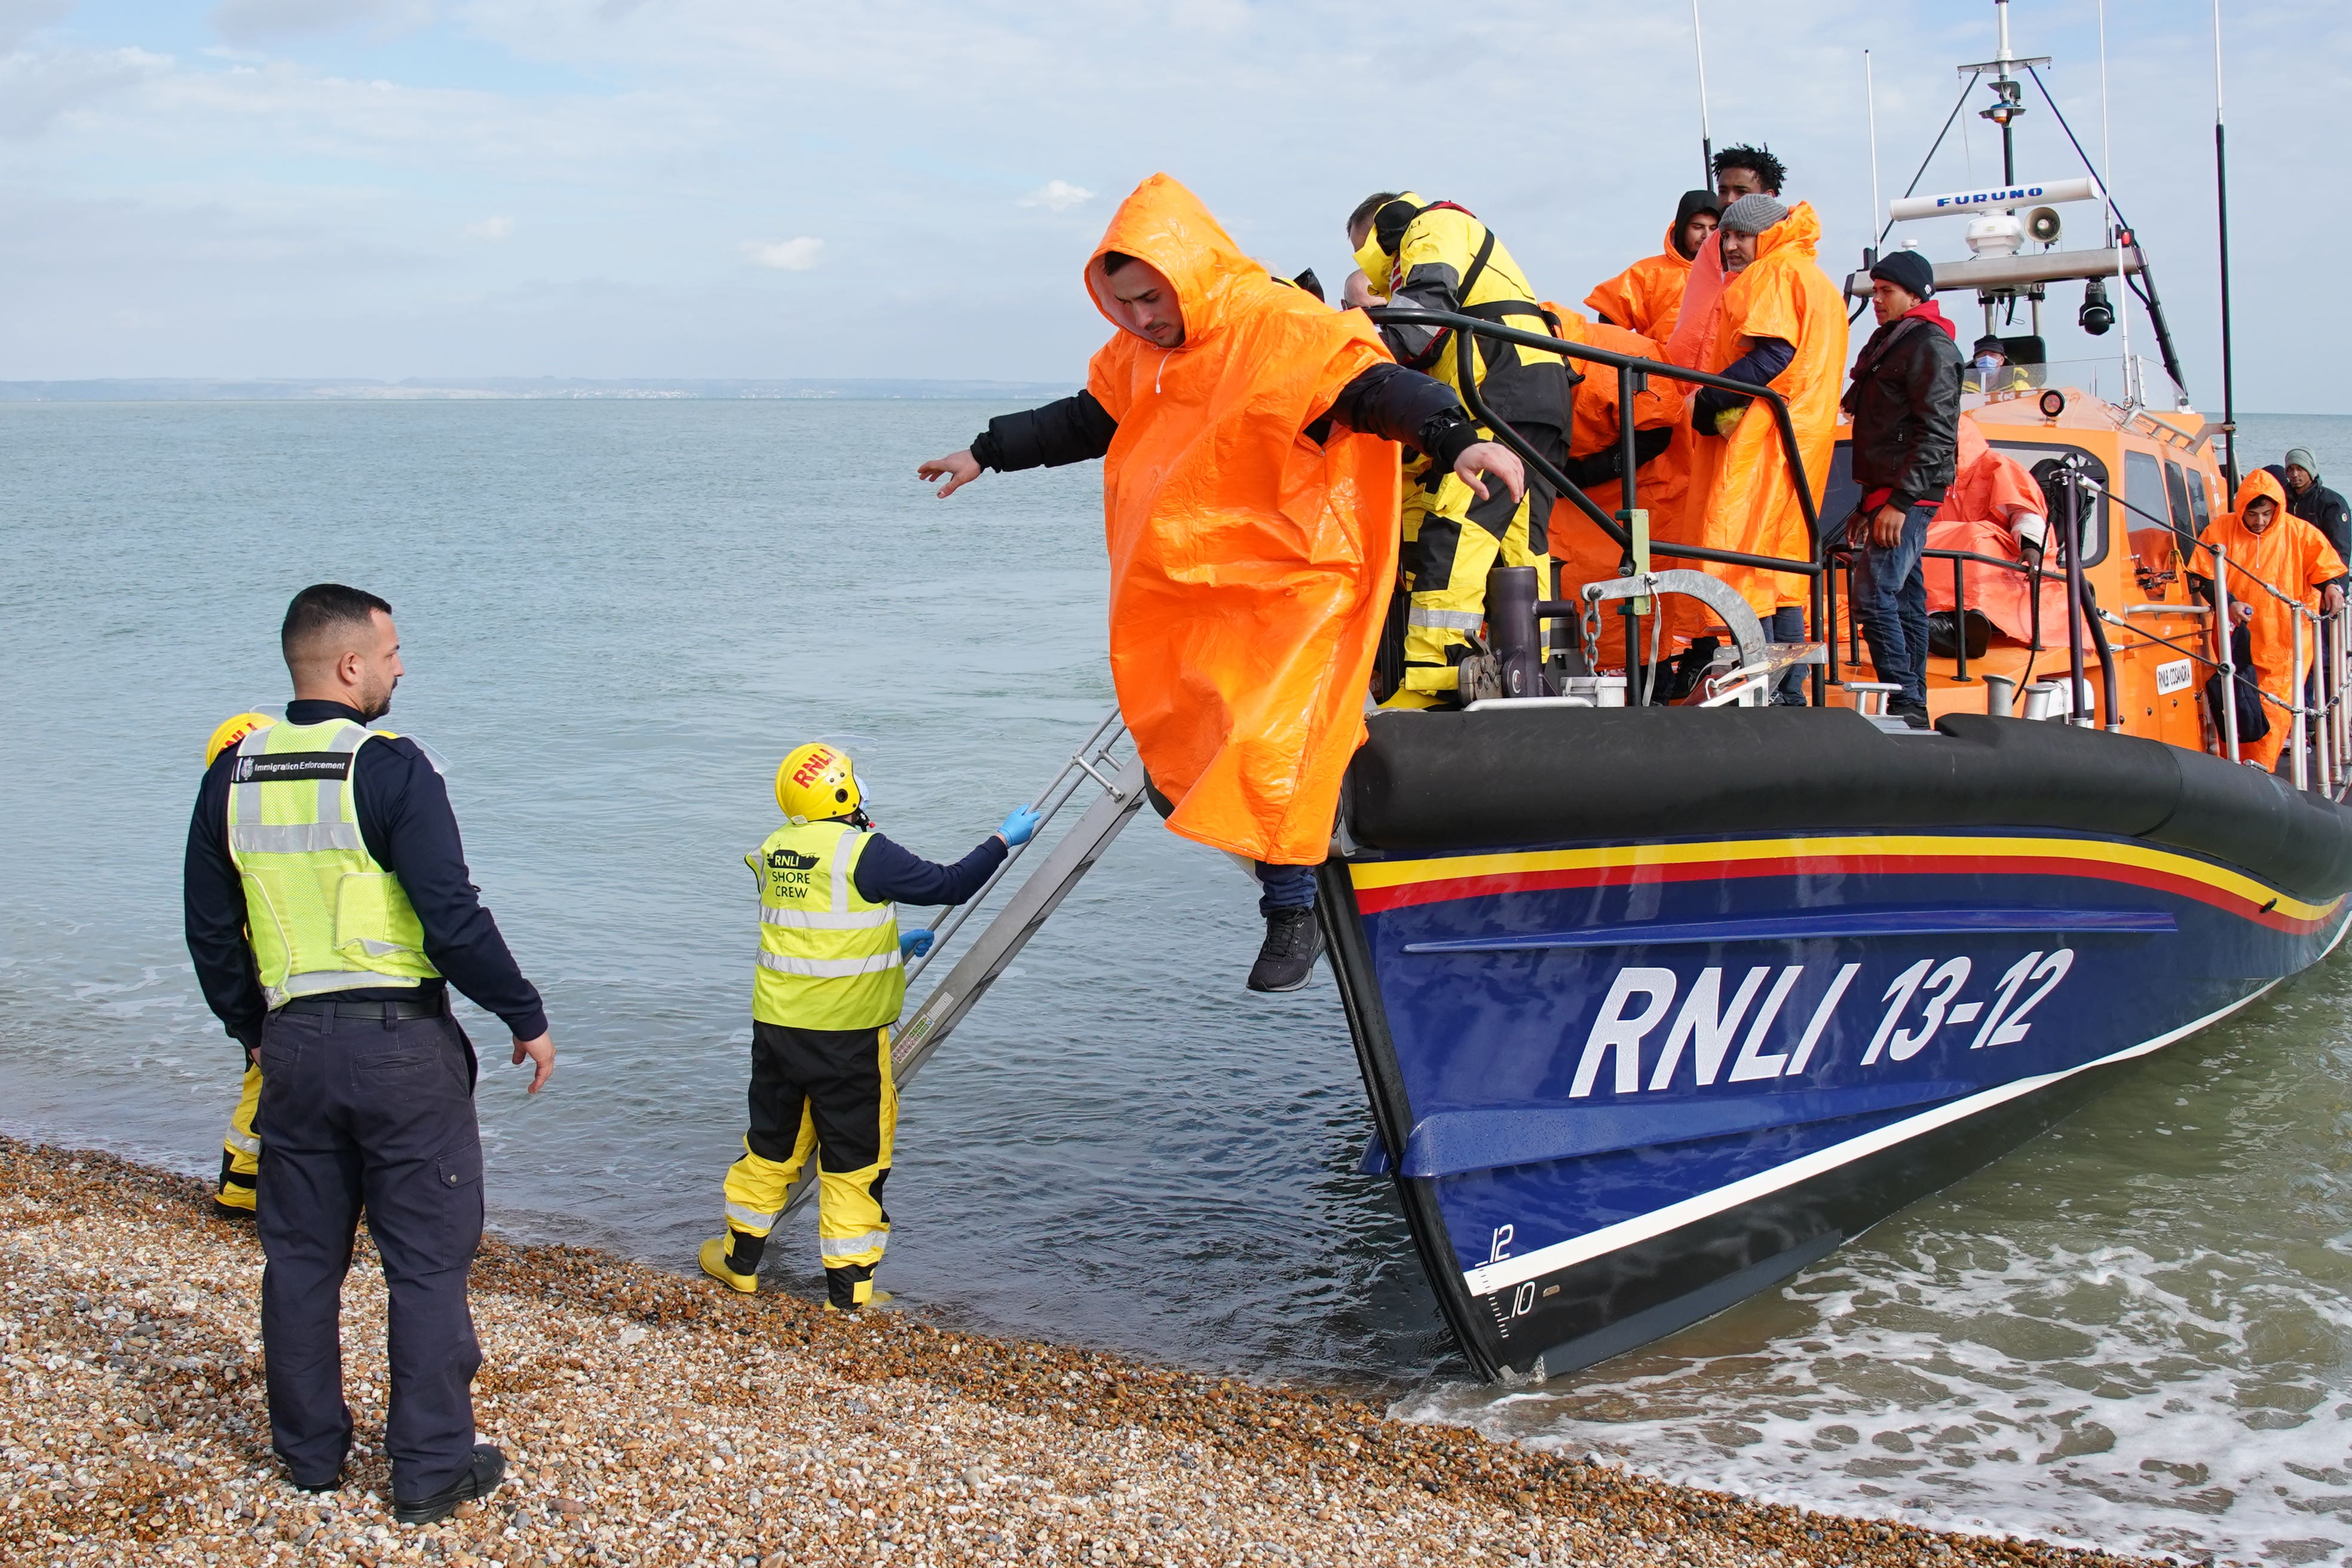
[2285,446,2319,475]
[1719,193,1788,235]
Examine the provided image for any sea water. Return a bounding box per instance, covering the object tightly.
[2,400,2348,1564]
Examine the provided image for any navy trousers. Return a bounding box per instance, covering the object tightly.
[254,1001,484,1502]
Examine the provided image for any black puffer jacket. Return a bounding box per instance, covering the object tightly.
[1842,313,1964,511]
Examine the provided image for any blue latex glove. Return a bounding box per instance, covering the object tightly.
[898,929,935,959]
[999,806,1045,847]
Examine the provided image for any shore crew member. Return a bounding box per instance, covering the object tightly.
[2284,447,2351,564]
[200,709,278,1220]
[701,743,1041,1310]
[1346,191,1569,709]
[1681,194,1849,699]
[183,584,552,1524]
[2190,471,2350,771]
[1585,190,1720,341]
[1964,335,2032,394]
[915,174,1523,995]
[1839,247,1963,728]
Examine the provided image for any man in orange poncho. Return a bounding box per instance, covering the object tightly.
[1585,190,1719,341]
[917,174,1523,993]
[2189,468,2350,771]
[1682,194,1849,698]
[1925,414,2066,643]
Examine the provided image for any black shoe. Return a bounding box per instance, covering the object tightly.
[212,1198,256,1222]
[1888,699,1933,730]
[393,1444,506,1526]
[1247,909,1325,993]
[292,1474,341,1494]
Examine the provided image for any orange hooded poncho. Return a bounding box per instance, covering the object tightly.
[1925,414,2069,641]
[1585,222,1696,342]
[1082,174,1401,865]
[2190,468,2349,769]
[1539,306,1692,663]
[1679,202,1848,623]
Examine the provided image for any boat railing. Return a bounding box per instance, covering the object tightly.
[2085,474,2352,792]
[1890,467,2352,795]
[1366,305,1829,705]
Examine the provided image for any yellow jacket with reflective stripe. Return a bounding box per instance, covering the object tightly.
[750,820,904,1030]
[1360,195,1569,439]
[225,718,440,1009]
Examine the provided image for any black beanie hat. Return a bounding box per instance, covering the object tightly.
[1870,248,1936,299]
[1673,189,1720,229]
[1972,334,2005,356]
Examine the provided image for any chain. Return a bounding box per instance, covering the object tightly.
[1580,587,1603,672]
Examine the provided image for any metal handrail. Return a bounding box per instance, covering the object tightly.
[899,706,1131,986]
[1370,304,1828,703]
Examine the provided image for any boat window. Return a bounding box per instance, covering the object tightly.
[2163,460,2196,544]
[2123,449,2171,579]
[1990,440,2108,566]
[1827,438,2109,565]
[2186,468,2213,532]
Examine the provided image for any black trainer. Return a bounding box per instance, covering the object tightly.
[393,1444,506,1526]
[1888,699,1933,730]
[1247,909,1324,993]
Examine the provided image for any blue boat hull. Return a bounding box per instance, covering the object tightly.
[1321,828,2351,1380]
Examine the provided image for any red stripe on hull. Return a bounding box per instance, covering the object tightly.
[1354,850,2324,934]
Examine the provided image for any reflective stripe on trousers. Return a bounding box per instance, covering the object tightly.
[725,1200,780,1232]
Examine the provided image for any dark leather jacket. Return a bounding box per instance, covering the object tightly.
[1842,314,1963,511]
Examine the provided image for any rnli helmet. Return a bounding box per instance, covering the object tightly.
[204,710,277,768]
[775,742,863,825]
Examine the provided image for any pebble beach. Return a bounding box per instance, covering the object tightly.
[0,1137,2176,1568]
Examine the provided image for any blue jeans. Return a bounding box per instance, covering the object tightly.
[1851,500,1934,708]
[1769,605,1808,705]
[1255,862,1318,917]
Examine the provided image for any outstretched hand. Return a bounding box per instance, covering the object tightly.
[918,449,984,498]
[1453,441,1526,504]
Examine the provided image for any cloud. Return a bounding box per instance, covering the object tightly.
[741,236,822,271]
[212,0,434,45]
[463,215,513,241]
[1018,179,1095,214]
[0,0,74,53]
[0,45,169,139]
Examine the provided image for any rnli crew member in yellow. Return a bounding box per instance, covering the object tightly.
[1347,192,1569,708]
[201,709,279,1220]
[183,583,553,1524]
[700,742,1043,1311]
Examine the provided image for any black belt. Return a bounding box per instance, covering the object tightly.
[277,995,445,1021]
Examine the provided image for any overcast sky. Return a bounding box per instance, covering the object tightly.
[2,0,2342,411]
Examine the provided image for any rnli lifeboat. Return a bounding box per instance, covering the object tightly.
[1326,9,2352,1381]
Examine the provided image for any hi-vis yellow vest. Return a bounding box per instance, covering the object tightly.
[225,718,441,1009]
[751,821,903,1030]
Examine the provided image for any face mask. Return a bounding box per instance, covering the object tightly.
[1976,357,2001,375]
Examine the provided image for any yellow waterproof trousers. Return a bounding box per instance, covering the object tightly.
[719,1022,897,1309]
[1386,467,1555,708]
[216,1061,263,1212]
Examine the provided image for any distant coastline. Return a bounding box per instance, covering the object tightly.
[0,377,1080,403]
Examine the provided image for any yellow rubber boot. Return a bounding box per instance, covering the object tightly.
[698,1236,758,1295]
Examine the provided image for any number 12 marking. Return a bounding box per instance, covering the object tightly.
[1970,948,2074,1049]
